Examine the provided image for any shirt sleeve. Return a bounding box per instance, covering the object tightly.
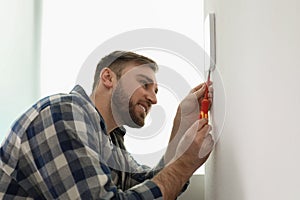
[19,101,163,199]
[109,115,189,195]
[122,148,189,195]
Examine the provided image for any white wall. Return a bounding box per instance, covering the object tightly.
[0,0,41,142]
[178,175,205,200]
[204,0,300,199]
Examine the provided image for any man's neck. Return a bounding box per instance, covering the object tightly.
[90,92,120,134]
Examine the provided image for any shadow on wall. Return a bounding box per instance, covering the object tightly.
[205,132,245,200]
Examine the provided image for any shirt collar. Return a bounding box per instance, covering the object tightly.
[70,85,94,105]
[112,126,126,136]
[70,85,108,134]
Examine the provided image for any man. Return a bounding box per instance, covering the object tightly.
[0,51,214,199]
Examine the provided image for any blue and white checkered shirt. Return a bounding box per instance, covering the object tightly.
[0,85,164,199]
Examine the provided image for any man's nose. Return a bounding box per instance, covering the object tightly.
[146,90,157,105]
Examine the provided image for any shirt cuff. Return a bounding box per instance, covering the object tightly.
[130,180,163,200]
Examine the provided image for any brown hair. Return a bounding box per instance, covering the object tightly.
[92,51,158,91]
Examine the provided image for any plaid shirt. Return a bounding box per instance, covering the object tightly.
[0,85,164,199]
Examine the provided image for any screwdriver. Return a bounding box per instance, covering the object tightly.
[200,13,215,120]
[199,70,211,120]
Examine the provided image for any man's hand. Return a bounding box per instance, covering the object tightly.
[174,119,214,165]
[153,119,214,200]
[173,82,213,139]
[164,82,213,164]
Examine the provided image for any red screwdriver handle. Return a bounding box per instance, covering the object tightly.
[199,85,211,120]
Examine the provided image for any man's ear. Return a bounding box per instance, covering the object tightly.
[100,68,114,88]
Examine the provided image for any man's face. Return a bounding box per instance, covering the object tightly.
[111,63,158,128]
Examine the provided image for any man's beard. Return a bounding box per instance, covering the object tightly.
[111,84,145,128]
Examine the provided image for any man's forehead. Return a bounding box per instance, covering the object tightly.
[121,63,157,82]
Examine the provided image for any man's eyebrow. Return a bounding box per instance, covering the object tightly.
[136,74,154,83]
[137,74,158,93]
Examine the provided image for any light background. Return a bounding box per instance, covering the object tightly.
[1,0,205,174]
[0,0,41,142]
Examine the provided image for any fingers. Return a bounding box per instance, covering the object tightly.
[190,81,213,100]
[190,83,206,94]
[197,118,208,131]
[190,81,212,93]
[197,123,211,140]
[208,85,214,103]
[174,119,214,163]
[193,119,211,142]
[198,133,214,158]
[198,126,214,158]
[185,119,209,140]
[208,85,214,96]
[193,119,214,158]
[193,84,206,99]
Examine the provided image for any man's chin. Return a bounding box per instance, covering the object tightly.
[126,121,144,128]
[125,116,145,128]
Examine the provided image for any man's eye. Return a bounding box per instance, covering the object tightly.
[140,80,148,88]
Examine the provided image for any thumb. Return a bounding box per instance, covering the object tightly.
[193,84,206,100]
[198,133,214,159]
